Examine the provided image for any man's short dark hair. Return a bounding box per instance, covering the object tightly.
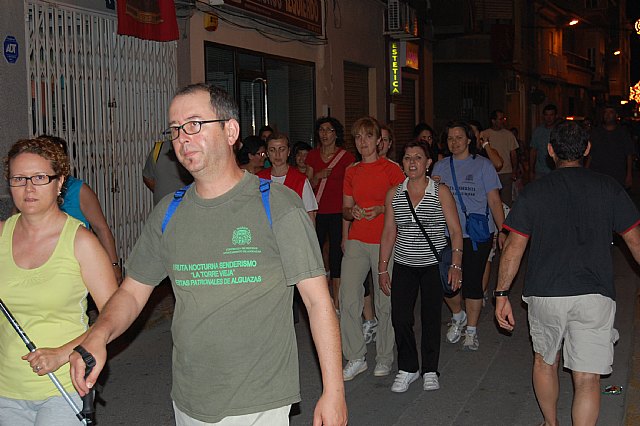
[549,121,588,162]
[489,109,504,121]
[174,83,239,123]
[412,122,434,139]
[543,104,558,114]
[259,125,274,136]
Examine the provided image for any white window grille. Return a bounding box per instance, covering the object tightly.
[26,1,177,262]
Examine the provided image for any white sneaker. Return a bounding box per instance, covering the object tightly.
[343,358,367,381]
[362,319,378,344]
[446,312,468,344]
[390,370,420,393]
[373,362,392,377]
[423,372,440,391]
[462,331,479,351]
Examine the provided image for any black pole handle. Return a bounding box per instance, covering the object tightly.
[73,345,96,425]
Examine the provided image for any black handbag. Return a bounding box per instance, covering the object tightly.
[404,191,455,296]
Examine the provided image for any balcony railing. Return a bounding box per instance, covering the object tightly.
[538,50,567,80]
[564,51,592,71]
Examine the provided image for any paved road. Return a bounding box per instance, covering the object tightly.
[93,243,639,425]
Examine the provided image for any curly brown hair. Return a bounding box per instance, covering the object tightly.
[4,137,70,181]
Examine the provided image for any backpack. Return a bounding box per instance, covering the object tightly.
[161,178,272,234]
[152,141,164,163]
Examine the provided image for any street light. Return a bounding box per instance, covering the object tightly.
[569,19,579,26]
[613,50,621,55]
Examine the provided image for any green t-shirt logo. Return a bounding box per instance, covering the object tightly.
[232,227,252,245]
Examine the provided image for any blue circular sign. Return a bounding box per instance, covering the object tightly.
[4,35,19,64]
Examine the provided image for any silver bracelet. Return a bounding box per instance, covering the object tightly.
[377,270,389,275]
[451,248,463,254]
[449,264,462,271]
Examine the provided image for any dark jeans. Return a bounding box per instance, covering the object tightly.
[391,263,443,374]
[316,213,343,278]
[460,237,493,300]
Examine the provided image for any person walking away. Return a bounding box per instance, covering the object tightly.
[495,120,640,426]
[586,105,635,190]
[529,104,558,182]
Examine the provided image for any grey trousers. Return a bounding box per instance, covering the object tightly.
[339,239,394,365]
[0,393,83,426]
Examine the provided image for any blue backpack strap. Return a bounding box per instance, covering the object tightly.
[259,178,272,228]
[162,180,271,233]
[161,184,191,234]
[449,156,467,215]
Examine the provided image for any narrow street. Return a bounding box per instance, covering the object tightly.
[94,243,640,425]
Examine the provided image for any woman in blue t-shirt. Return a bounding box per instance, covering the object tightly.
[431,121,505,352]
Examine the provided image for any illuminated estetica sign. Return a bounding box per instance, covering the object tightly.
[389,41,405,95]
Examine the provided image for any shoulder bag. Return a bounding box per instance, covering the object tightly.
[403,190,454,296]
[449,156,491,250]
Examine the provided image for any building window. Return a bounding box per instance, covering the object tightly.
[585,0,598,9]
[204,42,315,142]
[461,81,488,123]
[587,47,596,69]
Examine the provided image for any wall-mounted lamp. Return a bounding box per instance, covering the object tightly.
[621,100,629,105]
[204,13,218,31]
[613,50,621,56]
[569,19,579,26]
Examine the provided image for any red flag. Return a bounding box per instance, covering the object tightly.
[117,0,178,42]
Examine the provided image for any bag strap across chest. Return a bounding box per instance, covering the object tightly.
[161,178,272,234]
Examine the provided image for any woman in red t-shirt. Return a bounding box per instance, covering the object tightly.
[307,118,355,312]
[340,117,405,381]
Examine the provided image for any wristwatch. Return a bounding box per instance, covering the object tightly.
[493,289,510,297]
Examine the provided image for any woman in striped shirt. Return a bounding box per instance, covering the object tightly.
[379,139,463,393]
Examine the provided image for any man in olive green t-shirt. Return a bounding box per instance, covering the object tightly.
[70,84,347,425]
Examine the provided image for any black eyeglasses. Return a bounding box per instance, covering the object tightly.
[8,174,59,187]
[163,119,229,141]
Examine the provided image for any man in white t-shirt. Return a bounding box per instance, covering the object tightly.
[480,110,519,206]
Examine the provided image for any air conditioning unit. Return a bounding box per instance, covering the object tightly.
[388,0,400,31]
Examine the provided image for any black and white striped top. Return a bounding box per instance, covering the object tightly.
[392,177,448,267]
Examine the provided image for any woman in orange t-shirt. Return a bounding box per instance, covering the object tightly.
[339,117,405,382]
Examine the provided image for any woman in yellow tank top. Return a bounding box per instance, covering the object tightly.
[0,138,118,424]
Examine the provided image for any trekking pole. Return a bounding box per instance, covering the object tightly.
[0,298,95,424]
